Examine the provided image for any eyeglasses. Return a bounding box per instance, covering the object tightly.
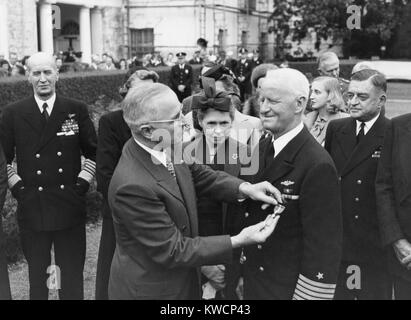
[146,111,191,130]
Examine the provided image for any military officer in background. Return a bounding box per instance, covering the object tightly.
[325,69,392,299]
[251,49,263,68]
[170,52,193,102]
[0,52,97,300]
[239,68,342,300]
[234,48,253,102]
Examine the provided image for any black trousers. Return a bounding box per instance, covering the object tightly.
[393,276,411,300]
[0,246,11,300]
[20,223,86,300]
[95,216,116,300]
[335,261,392,300]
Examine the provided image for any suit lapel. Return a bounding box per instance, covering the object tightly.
[36,96,70,152]
[130,140,185,205]
[341,114,387,177]
[257,127,309,184]
[335,118,357,161]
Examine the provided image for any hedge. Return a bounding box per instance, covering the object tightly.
[0,66,204,111]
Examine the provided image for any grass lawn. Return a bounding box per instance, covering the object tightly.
[9,222,101,300]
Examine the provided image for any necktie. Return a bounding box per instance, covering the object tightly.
[356,122,365,144]
[42,103,49,123]
[166,158,176,178]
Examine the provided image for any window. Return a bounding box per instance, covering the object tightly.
[241,31,248,48]
[130,28,154,58]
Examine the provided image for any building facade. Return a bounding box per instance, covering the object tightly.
[0,0,277,63]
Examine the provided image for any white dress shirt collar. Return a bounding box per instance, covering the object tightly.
[34,93,56,115]
[356,112,380,135]
[272,122,304,158]
[134,138,167,167]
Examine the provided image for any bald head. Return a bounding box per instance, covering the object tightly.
[122,82,180,128]
[318,52,340,77]
[263,68,310,100]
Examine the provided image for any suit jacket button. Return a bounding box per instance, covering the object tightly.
[354,215,359,219]
[257,245,262,250]
[357,180,362,185]
[38,186,43,191]
[59,168,63,173]
[355,197,360,202]
[36,170,42,175]
[244,212,249,218]
[57,152,62,156]
[35,154,40,159]
[338,177,341,181]
[259,266,264,272]
[60,185,65,190]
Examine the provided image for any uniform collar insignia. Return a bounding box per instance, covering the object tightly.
[281,180,295,186]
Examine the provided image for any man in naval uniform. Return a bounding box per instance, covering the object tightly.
[170,52,193,102]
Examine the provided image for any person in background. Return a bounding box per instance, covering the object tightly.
[376,112,411,300]
[305,76,349,146]
[189,51,203,65]
[243,63,278,118]
[325,69,391,300]
[0,60,10,76]
[352,61,374,75]
[90,54,101,70]
[55,57,63,72]
[119,59,128,70]
[251,49,263,68]
[95,67,160,300]
[187,77,250,300]
[169,52,193,102]
[0,52,97,300]
[184,65,262,150]
[0,145,11,300]
[234,48,253,102]
[165,53,175,67]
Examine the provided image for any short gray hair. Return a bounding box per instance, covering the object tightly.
[264,68,310,100]
[317,52,339,68]
[122,82,171,130]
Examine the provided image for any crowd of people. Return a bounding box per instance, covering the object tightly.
[0,47,410,301]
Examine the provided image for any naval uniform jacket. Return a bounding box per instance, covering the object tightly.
[241,127,343,300]
[170,64,193,97]
[324,114,390,265]
[0,95,97,231]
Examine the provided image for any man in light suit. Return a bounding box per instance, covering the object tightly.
[108,82,283,300]
[239,68,343,300]
[0,52,97,300]
[325,69,391,299]
[376,113,411,299]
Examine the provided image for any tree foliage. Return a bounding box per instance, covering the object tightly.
[269,0,409,58]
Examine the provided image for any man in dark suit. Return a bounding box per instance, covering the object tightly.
[95,68,159,300]
[189,51,203,65]
[251,49,263,68]
[0,52,97,300]
[234,48,253,102]
[170,52,193,102]
[108,82,283,300]
[376,113,411,299]
[325,69,392,300]
[239,68,343,300]
[0,145,11,300]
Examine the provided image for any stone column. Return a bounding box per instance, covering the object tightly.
[0,0,9,58]
[79,6,92,64]
[39,0,54,54]
[91,7,103,58]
